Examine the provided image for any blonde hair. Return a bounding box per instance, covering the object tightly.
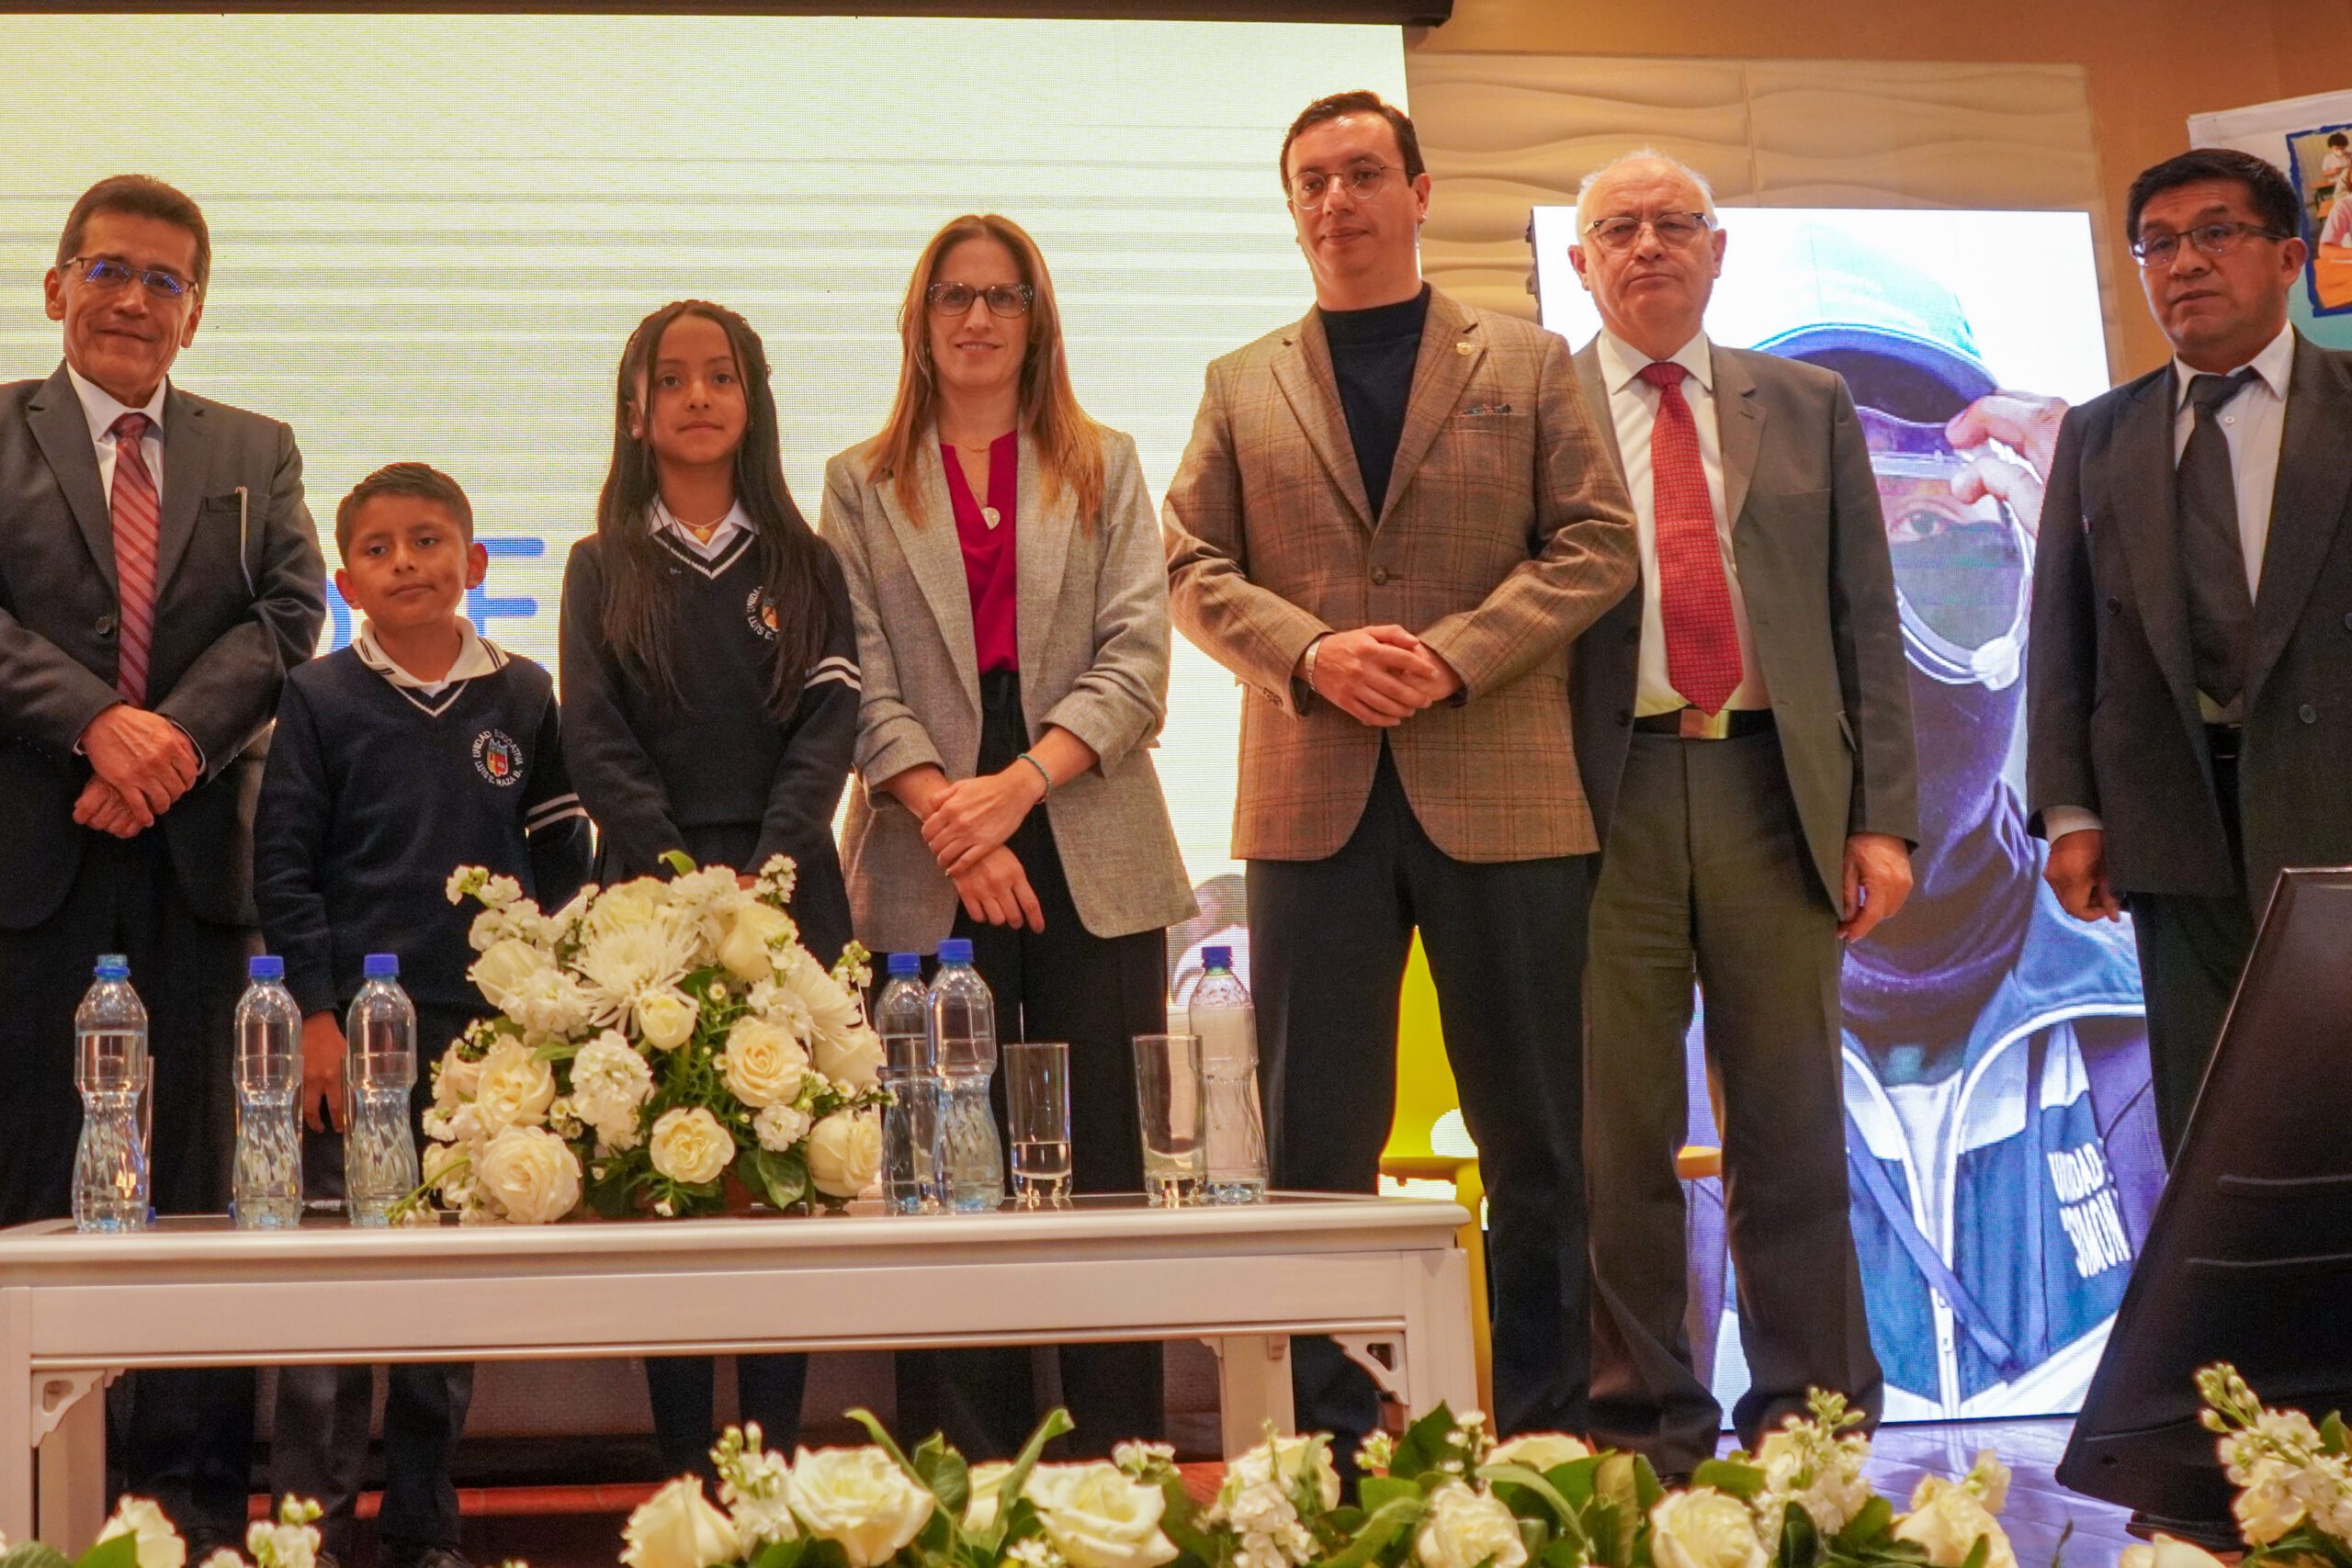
[864,213,1105,532]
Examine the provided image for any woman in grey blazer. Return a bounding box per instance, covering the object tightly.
[819,212,1194,1461]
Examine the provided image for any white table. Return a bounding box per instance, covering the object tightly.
[0,1193,1476,1543]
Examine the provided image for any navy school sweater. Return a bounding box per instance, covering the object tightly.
[558,527,859,962]
[254,642,593,1018]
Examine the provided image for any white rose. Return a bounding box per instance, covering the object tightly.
[785,1447,935,1567]
[472,1039,558,1131]
[1894,1480,2014,1568]
[1024,1462,1180,1568]
[475,1124,583,1224]
[636,988,700,1052]
[2120,1538,2231,1568]
[807,1111,883,1198]
[623,1476,741,1568]
[1413,1483,1527,1568]
[1488,1433,1591,1473]
[1649,1489,1766,1568]
[965,1461,1016,1531]
[812,1023,885,1092]
[1222,1435,1341,1513]
[593,876,671,933]
[470,937,551,1014]
[754,1102,814,1153]
[435,1048,485,1111]
[718,903,797,983]
[720,1018,811,1109]
[98,1496,187,1568]
[650,1107,735,1186]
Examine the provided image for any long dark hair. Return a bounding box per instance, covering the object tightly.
[594,299,829,721]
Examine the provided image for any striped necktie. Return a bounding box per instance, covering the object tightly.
[108,412,160,705]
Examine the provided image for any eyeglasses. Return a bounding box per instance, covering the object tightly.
[1583,211,1714,253]
[63,256,196,300]
[1287,162,1396,210]
[2130,220,2291,267]
[926,281,1033,318]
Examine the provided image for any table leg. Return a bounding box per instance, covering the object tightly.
[1212,1334,1294,1456]
[38,1373,107,1548]
[2,1291,33,1541]
[1400,1249,1480,1417]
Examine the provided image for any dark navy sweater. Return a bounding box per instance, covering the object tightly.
[254,643,593,1017]
[558,527,858,963]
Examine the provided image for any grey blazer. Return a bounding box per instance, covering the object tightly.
[1568,340,1918,908]
[820,425,1196,953]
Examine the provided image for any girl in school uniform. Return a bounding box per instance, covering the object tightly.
[560,298,857,1478]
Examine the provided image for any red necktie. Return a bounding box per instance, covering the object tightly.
[1637,361,1742,716]
[109,412,160,705]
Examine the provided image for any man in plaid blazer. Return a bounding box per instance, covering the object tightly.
[1165,90,1638,1445]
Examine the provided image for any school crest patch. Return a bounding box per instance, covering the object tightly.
[472,728,524,786]
[746,588,780,641]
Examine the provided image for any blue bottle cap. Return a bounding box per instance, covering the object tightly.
[363,953,400,979]
[1203,945,1233,970]
[887,952,922,977]
[94,953,130,979]
[249,954,285,982]
[936,937,974,964]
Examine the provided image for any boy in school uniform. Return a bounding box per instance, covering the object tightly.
[254,462,590,1568]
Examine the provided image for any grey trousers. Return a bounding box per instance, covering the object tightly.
[1583,729,1881,1476]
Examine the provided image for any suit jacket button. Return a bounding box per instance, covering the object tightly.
[1371,566,1391,585]
[94,613,115,637]
[2343,611,2352,631]
[2105,596,2122,615]
[2301,704,2320,724]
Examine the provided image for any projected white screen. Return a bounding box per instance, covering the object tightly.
[0,13,1408,951]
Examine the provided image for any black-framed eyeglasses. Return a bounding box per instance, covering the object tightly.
[63,256,197,300]
[926,281,1033,318]
[1287,161,1396,210]
[2130,220,2291,266]
[1583,211,1714,253]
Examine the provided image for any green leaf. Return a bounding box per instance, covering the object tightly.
[2323,1411,2351,1458]
[1313,1495,1426,1568]
[994,1406,1078,1522]
[1594,1454,1645,1568]
[743,1145,809,1211]
[1690,1460,1766,1501]
[846,1408,925,1481]
[1550,1455,1600,1512]
[796,1540,851,1568]
[1389,1403,1460,1480]
[4,1545,72,1568]
[1478,1462,1578,1529]
[1779,1503,1818,1568]
[1157,1474,1228,1567]
[659,850,699,875]
[1631,1455,1665,1516]
[1360,1477,1422,1514]
[68,1538,131,1568]
[2043,1519,2074,1568]
[1584,1500,1625,1568]
[750,1540,808,1568]
[1833,1497,1894,1552]
[1957,1535,1990,1568]
[913,1434,972,1517]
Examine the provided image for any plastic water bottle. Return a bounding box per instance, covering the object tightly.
[1191,946,1269,1203]
[344,953,419,1225]
[73,954,150,1232]
[876,953,941,1214]
[232,955,304,1229]
[929,938,1004,1213]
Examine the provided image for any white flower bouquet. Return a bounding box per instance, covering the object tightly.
[2120,1363,2352,1568]
[413,854,891,1223]
[0,1495,351,1568]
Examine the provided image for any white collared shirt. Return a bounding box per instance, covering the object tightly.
[2169,321,2294,599]
[650,495,752,561]
[1594,329,1770,716]
[353,616,500,698]
[65,364,166,506]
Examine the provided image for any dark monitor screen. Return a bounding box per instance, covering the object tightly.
[2059,867,2352,1519]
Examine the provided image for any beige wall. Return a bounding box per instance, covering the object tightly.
[1408,0,2352,377]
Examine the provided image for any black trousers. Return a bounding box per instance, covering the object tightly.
[1583,730,1879,1475]
[0,833,257,1543]
[272,1003,479,1561]
[896,671,1169,1461]
[2128,737,2257,1159]
[1247,747,1591,1442]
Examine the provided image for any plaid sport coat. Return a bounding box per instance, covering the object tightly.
[1164,287,1638,863]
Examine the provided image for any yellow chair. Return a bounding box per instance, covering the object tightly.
[1378,937,1724,1421]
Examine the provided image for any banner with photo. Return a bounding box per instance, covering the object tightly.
[2191,88,2352,351]
[1531,208,2155,1424]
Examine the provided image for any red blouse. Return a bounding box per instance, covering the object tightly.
[942,433,1020,673]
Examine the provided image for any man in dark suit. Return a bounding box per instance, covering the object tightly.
[2030,147,2352,1159]
[1565,152,1917,1478]
[0,175,324,1542]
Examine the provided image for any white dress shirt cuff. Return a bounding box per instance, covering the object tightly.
[2041,806,2103,841]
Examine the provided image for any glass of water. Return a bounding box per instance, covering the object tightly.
[1004,1042,1072,1206]
[1131,1033,1205,1206]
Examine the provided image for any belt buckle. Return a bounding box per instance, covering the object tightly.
[1679,706,1731,740]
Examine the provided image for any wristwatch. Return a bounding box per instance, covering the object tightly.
[1299,634,1327,694]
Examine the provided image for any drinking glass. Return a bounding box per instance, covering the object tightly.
[1131,1033,1204,1206]
[1004,1042,1072,1207]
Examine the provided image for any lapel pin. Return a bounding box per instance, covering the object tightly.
[1455,340,1475,355]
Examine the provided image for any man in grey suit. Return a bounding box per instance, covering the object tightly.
[0,175,324,1544]
[2030,147,2352,1159]
[1565,152,1917,1478]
